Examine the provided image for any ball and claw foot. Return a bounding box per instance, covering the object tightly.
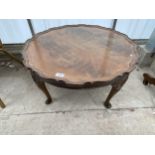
[104,102,112,109]
[45,98,53,104]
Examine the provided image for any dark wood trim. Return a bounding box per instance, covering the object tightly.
[30,69,129,90]
[30,69,129,108]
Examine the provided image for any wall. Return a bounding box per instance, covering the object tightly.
[116,19,155,39]
[0,19,155,44]
[0,19,32,44]
[31,19,113,33]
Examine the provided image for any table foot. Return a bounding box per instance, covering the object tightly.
[143,80,148,85]
[104,102,112,109]
[31,71,53,105]
[46,98,52,104]
[103,73,129,109]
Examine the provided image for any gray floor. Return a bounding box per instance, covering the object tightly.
[0,65,155,134]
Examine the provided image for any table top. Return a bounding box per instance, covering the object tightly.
[23,25,139,85]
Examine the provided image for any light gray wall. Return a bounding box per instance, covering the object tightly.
[0,19,32,44]
[0,19,155,43]
[31,19,113,33]
[116,19,155,39]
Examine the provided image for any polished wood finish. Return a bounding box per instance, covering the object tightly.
[22,25,140,108]
[23,25,139,85]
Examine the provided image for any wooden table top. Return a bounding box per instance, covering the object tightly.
[23,25,139,85]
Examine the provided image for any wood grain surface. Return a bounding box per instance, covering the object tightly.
[23,25,139,84]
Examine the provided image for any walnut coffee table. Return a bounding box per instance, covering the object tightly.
[23,25,139,108]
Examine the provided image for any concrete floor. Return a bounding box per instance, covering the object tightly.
[0,64,155,134]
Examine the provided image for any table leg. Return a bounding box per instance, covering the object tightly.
[31,71,52,104]
[104,73,129,108]
[0,98,6,109]
[143,73,155,85]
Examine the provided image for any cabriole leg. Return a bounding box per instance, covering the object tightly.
[31,71,52,104]
[104,73,129,109]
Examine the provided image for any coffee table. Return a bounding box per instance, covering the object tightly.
[22,25,140,108]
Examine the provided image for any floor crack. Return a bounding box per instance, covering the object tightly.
[0,106,155,117]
